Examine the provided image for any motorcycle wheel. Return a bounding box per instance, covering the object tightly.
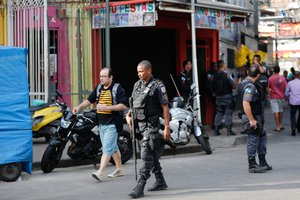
[196,134,213,154]
[0,162,22,182]
[110,130,133,165]
[41,145,63,173]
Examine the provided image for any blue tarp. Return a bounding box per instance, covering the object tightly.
[0,46,33,174]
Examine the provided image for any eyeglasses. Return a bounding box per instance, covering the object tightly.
[100,75,109,78]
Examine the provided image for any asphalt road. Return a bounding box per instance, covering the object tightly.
[1,128,300,200]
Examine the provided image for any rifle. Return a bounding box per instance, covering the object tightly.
[129,97,138,181]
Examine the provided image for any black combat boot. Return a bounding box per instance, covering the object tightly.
[148,173,168,191]
[258,154,272,170]
[227,126,236,136]
[248,156,267,173]
[128,179,146,198]
[214,127,221,136]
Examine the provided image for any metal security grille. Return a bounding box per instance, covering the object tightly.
[7,0,49,102]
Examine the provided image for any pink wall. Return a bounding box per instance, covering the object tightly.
[48,6,71,105]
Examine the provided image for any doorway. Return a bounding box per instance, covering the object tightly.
[187,39,210,123]
[110,27,177,98]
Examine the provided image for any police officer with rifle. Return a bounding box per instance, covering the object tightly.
[126,60,171,198]
[239,64,272,173]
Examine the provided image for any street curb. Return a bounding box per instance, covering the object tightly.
[32,135,247,171]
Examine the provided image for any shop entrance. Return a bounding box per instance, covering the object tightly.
[110,27,177,98]
[187,39,211,123]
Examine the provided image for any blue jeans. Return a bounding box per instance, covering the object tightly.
[99,124,119,156]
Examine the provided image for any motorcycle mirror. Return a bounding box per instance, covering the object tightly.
[56,90,63,98]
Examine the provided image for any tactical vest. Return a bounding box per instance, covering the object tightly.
[239,79,262,116]
[132,79,161,121]
[212,72,232,96]
[256,74,268,100]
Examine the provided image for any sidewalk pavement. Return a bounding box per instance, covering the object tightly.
[32,104,287,171]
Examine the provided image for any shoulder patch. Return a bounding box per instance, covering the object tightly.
[160,85,166,93]
[245,87,252,94]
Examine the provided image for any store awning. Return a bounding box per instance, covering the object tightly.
[157,0,253,20]
[85,0,253,20]
[195,0,253,14]
[84,0,153,10]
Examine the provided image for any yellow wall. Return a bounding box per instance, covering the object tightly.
[0,0,7,46]
[0,9,3,45]
[67,5,93,107]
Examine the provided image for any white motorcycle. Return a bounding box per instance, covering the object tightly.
[160,84,212,154]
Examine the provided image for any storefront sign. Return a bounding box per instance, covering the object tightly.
[279,23,300,37]
[93,2,156,29]
[195,7,231,30]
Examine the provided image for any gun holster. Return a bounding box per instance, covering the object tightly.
[243,121,263,136]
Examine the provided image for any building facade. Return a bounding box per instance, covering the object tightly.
[259,0,300,72]
[3,0,253,125]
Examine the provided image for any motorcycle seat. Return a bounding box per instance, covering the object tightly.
[29,103,53,112]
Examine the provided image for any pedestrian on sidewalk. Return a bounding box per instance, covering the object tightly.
[268,65,287,131]
[73,67,129,181]
[283,70,289,83]
[288,67,296,81]
[285,71,300,136]
[126,60,170,198]
[239,64,272,173]
[212,60,236,136]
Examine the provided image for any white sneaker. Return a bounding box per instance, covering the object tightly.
[107,170,124,178]
[92,171,102,181]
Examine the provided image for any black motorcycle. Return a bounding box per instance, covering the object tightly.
[41,91,133,173]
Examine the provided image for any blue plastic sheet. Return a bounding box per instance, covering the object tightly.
[0,46,33,174]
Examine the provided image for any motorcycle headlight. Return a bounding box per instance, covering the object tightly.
[61,118,72,128]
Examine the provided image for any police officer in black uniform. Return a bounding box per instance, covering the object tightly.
[178,60,192,101]
[126,60,171,198]
[212,60,236,136]
[239,64,272,173]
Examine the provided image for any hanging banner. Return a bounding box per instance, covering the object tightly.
[93,2,156,29]
[195,7,231,30]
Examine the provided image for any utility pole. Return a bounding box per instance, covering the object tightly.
[275,23,279,66]
[76,9,83,103]
[191,0,202,123]
[105,0,111,67]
